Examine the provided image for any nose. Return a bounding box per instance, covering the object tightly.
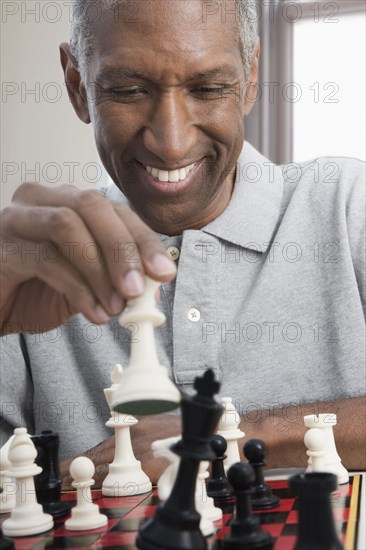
[143,91,198,165]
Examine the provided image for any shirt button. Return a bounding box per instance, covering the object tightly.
[167,246,180,261]
[188,308,201,322]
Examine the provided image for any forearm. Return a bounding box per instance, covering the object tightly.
[239,396,366,471]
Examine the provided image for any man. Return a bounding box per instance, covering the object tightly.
[0,0,365,487]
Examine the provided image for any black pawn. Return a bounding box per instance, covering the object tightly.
[31,431,71,519]
[207,434,235,513]
[290,473,343,550]
[0,526,14,550]
[221,463,273,550]
[244,439,280,510]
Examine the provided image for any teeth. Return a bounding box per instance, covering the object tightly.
[144,162,196,182]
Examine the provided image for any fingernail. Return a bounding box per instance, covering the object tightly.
[95,305,111,323]
[110,292,124,314]
[152,254,177,276]
[124,270,144,296]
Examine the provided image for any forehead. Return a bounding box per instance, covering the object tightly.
[90,0,243,78]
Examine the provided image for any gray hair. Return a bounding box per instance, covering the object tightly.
[70,0,258,83]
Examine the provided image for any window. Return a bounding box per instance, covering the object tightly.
[293,12,366,161]
[246,1,366,164]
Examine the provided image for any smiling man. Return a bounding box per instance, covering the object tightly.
[0,0,365,487]
[64,0,257,236]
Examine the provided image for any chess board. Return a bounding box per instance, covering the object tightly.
[1,474,364,550]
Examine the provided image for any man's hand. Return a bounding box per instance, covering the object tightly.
[60,413,182,489]
[0,183,177,335]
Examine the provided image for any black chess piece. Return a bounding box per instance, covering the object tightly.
[243,439,280,510]
[136,368,223,550]
[290,472,343,550]
[31,431,72,519]
[0,526,14,550]
[0,489,14,550]
[207,434,235,513]
[221,462,274,550]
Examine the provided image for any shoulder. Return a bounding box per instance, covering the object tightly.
[281,155,365,218]
[283,155,364,191]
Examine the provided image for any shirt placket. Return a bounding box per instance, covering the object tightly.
[172,230,219,386]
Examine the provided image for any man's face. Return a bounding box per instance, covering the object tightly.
[67,0,257,234]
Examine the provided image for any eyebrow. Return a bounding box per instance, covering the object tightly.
[97,65,238,83]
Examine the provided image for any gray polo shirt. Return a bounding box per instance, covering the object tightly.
[1,142,365,459]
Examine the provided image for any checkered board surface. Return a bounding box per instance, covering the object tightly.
[1,474,362,550]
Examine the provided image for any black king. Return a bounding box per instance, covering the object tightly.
[136,368,223,550]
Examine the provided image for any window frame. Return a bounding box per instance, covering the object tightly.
[245,0,366,164]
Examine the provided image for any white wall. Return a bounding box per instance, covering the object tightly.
[1,1,106,208]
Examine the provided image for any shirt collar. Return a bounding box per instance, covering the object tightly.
[103,141,284,252]
[201,141,284,252]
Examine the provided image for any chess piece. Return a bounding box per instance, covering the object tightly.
[304,428,327,473]
[102,364,152,496]
[113,276,181,416]
[31,430,72,518]
[221,462,274,550]
[207,434,234,513]
[136,368,223,550]
[0,489,14,550]
[243,439,279,510]
[2,428,54,537]
[290,472,343,550]
[304,413,349,484]
[217,397,245,472]
[65,457,108,531]
[151,435,181,502]
[0,435,15,514]
[196,460,222,534]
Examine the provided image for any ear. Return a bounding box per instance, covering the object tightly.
[59,42,91,124]
[243,38,260,117]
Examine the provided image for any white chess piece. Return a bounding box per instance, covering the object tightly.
[217,397,244,472]
[0,434,16,513]
[304,413,349,484]
[152,439,222,536]
[304,428,327,472]
[195,460,215,537]
[151,436,181,502]
[196,461,222,526]
[65,457,108,530]
[113,276,181,415]
[102,364,152,497]
[2,428,54,537]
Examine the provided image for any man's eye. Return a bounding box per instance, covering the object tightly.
[111,87,148,101]
[191,87,229,99]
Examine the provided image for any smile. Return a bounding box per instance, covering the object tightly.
[143,162,196,183]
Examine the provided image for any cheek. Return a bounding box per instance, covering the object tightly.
[196,100,244,146]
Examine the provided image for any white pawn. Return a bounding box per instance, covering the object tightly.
[151,436,180,502]
[196,460,222,528]
[304,413,349,484]
[65,457,108,531]
[2,428,53,537]
[217,397,245,472]
[304,428,327,472]
[0,434,16,513]
[102,364,152,497]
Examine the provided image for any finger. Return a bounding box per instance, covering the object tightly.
[113,205,177,283]
[12,183,177,295]
[3,204,123,316]
[17,241,111,325]
[13,184,148,300]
